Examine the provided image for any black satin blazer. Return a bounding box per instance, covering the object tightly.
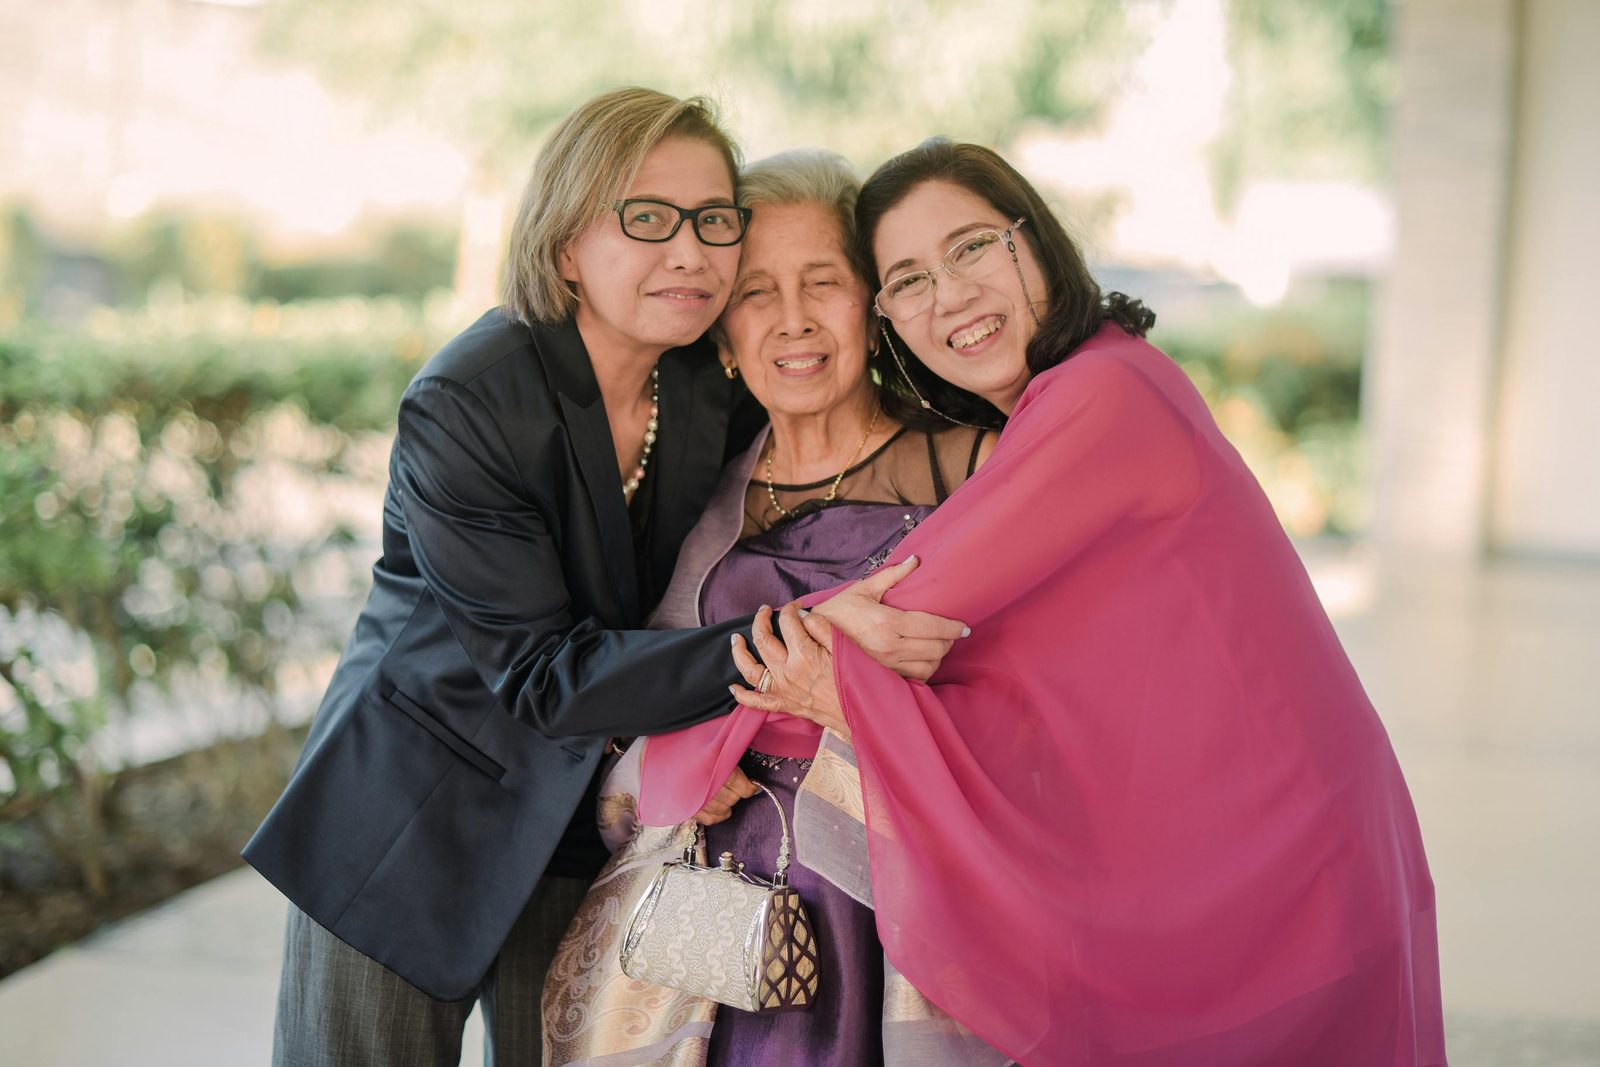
[243,309,761,999]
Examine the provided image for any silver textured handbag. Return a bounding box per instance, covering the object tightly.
[619,783,820,1012]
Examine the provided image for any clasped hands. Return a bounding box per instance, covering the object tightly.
[693,556,965,824]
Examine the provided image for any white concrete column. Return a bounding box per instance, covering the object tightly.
[1365,0,1519,561]
[1489,0,1600,558]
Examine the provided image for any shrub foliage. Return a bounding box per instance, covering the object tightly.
[0,297,453,892]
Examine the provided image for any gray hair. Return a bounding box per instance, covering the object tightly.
[737,150,862,270]
[501,87,740,326]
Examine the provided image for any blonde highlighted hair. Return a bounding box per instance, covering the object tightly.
[501,87,741,326]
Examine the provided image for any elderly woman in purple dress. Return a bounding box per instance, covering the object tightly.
[540,150,994,1067]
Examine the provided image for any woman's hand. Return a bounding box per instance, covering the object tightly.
[693,766,760,826]
[809,556,968,680]
[729,604,851,741]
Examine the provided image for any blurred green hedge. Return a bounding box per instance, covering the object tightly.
[0,296,457,887]
[1154,279,1368,538]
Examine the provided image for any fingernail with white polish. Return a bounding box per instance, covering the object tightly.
[798,608,810,617]
[961,626,972,638]
[730,633,739,644]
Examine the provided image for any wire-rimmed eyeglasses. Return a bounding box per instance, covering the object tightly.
[611,199,752,246]
[874,218,1030,321]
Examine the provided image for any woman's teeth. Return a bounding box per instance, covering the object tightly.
[775,356,827,369]
[950,317,1003,349]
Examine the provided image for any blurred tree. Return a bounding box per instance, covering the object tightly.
[257,0,1389,179]
[1215,0,1391,204]
[256,0,1151,302]
[256,0,1391,301]
[257,0,1147,170]
[702,0,1147,159]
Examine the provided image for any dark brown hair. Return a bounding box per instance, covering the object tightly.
[855,138,1155,427]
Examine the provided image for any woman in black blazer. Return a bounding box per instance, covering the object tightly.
[245,88,963,1067]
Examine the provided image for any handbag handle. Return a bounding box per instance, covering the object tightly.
[687,781,793,886]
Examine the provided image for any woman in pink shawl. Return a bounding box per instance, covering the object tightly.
[664,139,1447,1066]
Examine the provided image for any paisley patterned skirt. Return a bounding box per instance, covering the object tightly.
[540,739,1010,1067]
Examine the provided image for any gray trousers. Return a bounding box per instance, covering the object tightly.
[272,876,590,1067]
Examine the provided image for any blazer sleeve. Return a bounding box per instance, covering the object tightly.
[392,376,750,740]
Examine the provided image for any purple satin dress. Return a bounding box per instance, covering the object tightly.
[698,502,932,1067]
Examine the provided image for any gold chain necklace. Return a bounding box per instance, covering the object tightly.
[764,401,882,519]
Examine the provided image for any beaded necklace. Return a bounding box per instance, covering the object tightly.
[621,366,659,502]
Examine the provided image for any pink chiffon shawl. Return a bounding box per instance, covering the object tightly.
[640,325,1445,1066]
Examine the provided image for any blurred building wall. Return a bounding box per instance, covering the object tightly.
[1370,0,1600,562]
[1490,0,1600,556]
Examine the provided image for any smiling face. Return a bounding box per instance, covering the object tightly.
[871,180,1047,414]
[558,136,742,356]
[720,201,875,421]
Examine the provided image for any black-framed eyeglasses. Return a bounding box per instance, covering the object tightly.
[611,199,752,246]
[874,218,1029,321]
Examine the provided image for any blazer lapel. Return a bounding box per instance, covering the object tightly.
[648,340,733,600]
[538,321,641,623]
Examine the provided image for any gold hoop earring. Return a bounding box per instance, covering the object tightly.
[723,362,739,380]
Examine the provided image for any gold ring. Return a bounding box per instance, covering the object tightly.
[757,669,773,694]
